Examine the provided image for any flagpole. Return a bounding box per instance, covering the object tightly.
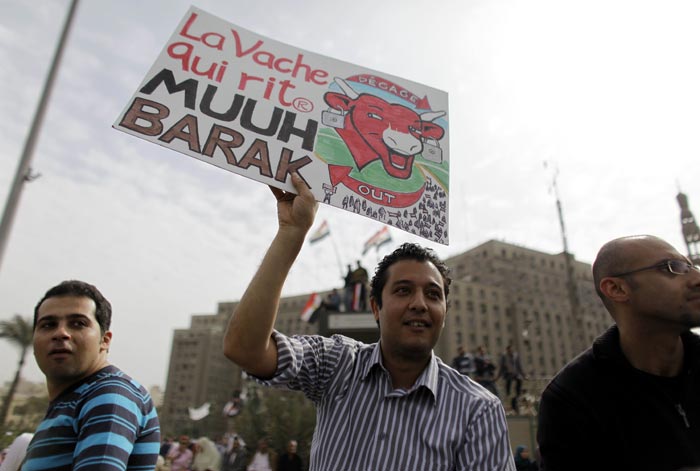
[329,230,345,280]
[0,0,79,272]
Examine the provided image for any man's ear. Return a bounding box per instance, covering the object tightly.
[370,297,380,324]
[599,277,631,303]
[101,331,113,353]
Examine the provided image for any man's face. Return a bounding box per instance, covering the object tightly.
[619,239,700,329]
[371,259,447,361]
[33,295,111,395]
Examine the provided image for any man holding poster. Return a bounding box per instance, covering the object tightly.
[223,174,515,471]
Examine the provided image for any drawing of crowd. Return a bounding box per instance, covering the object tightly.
[336,176,448,243]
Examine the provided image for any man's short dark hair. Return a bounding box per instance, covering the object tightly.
[369,242,451,309]
[34,280,112,333]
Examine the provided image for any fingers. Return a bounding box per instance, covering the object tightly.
[270,174,312,201]
[290,173,312,198]
[269,185,284,199]
[269,185,295,203]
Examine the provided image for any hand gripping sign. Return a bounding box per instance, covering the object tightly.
[114,7,450,244]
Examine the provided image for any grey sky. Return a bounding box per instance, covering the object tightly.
[1,0,699,390]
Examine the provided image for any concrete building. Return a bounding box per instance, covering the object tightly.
[440,240,611,396]
[160,297,319,437]
[161,239,611,439]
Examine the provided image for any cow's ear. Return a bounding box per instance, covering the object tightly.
[421,122,445,140]
[324,92,352,111]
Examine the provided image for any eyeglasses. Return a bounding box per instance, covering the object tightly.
[609,259,700,278]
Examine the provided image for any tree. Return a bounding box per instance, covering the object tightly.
[0,315,34,426]
[233,386,316,467]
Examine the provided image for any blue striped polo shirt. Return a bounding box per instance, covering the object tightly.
[22,365,160,471]
[254,331,515,471]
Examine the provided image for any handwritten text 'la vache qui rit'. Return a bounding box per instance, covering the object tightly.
[120,11,331,185]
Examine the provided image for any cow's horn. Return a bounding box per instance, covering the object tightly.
[334,77,359,100]
[420,111,446,122]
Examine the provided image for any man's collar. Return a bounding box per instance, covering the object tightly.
[361,343,439,401]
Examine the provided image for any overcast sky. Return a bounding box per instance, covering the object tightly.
[1,0,699,390]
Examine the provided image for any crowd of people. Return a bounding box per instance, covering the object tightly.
[157,435,303,471]
[451,343,527,414]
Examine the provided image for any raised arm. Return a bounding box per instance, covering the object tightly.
[223,174,318,378]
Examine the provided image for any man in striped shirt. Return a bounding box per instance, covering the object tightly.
[22,280,160,471]
[224,175,515,471]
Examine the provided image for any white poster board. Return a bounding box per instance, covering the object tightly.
[114,6,450,244]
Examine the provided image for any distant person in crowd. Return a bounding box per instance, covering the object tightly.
[499,344,525,413]
[247,438,276,471]
[513,445,539,471]
[474,345,499,397]
[223,435,247,471]
[160,436,174,458]
[451,345,476,377]
[0,433,33,471]
[155,455,167,471]
[223,174,515,470]
[192,437,222,471]
[277,440,302,471]
[352,260,370,311]
[538,235,700,470]
[324,288,342,312]
[343,264,354,311]
[168,435,194,471]
[21,280,160,471]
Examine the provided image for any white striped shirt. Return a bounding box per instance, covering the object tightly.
[253,331,516,471]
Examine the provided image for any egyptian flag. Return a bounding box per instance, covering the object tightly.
[301,293,323,323]
[309,220,330,244]
[362,226,392,255]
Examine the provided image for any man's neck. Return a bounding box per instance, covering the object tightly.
[46,361,110,400]
[618,324,685,377]
[381,347,431,390]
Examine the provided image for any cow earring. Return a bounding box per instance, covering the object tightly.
[322,107,346,129]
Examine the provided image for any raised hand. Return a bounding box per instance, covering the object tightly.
[269,173,318,236]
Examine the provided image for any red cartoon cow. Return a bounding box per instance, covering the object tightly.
[323,77,445,180]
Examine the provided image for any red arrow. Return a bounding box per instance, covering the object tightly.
[415,95,432,110]
[328,165,353,187]
[328,165,425,208]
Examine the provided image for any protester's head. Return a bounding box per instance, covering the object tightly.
[514,445,530,464]
[34,280,112,334]
[286,439,297,455]
[193,437,219,466]
[369,243,451,360]
[231,435,241,451]
[32,280,113,398]
[592,235,700,328]
[257,438,268,452]
[178,435,190,449]
[370,243,451,309]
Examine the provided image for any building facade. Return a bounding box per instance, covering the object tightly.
[161,239,611,436]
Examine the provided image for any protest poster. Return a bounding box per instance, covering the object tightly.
[113,6,450,244]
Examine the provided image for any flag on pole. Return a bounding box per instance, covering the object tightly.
[300,293,323,323]
[188,402,211,421]
[362,227,392,255]
[309,220,330,244]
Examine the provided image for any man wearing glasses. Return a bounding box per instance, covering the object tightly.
[537,235,700,471]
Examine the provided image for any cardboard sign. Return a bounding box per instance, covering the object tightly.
[113,7,450,244]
